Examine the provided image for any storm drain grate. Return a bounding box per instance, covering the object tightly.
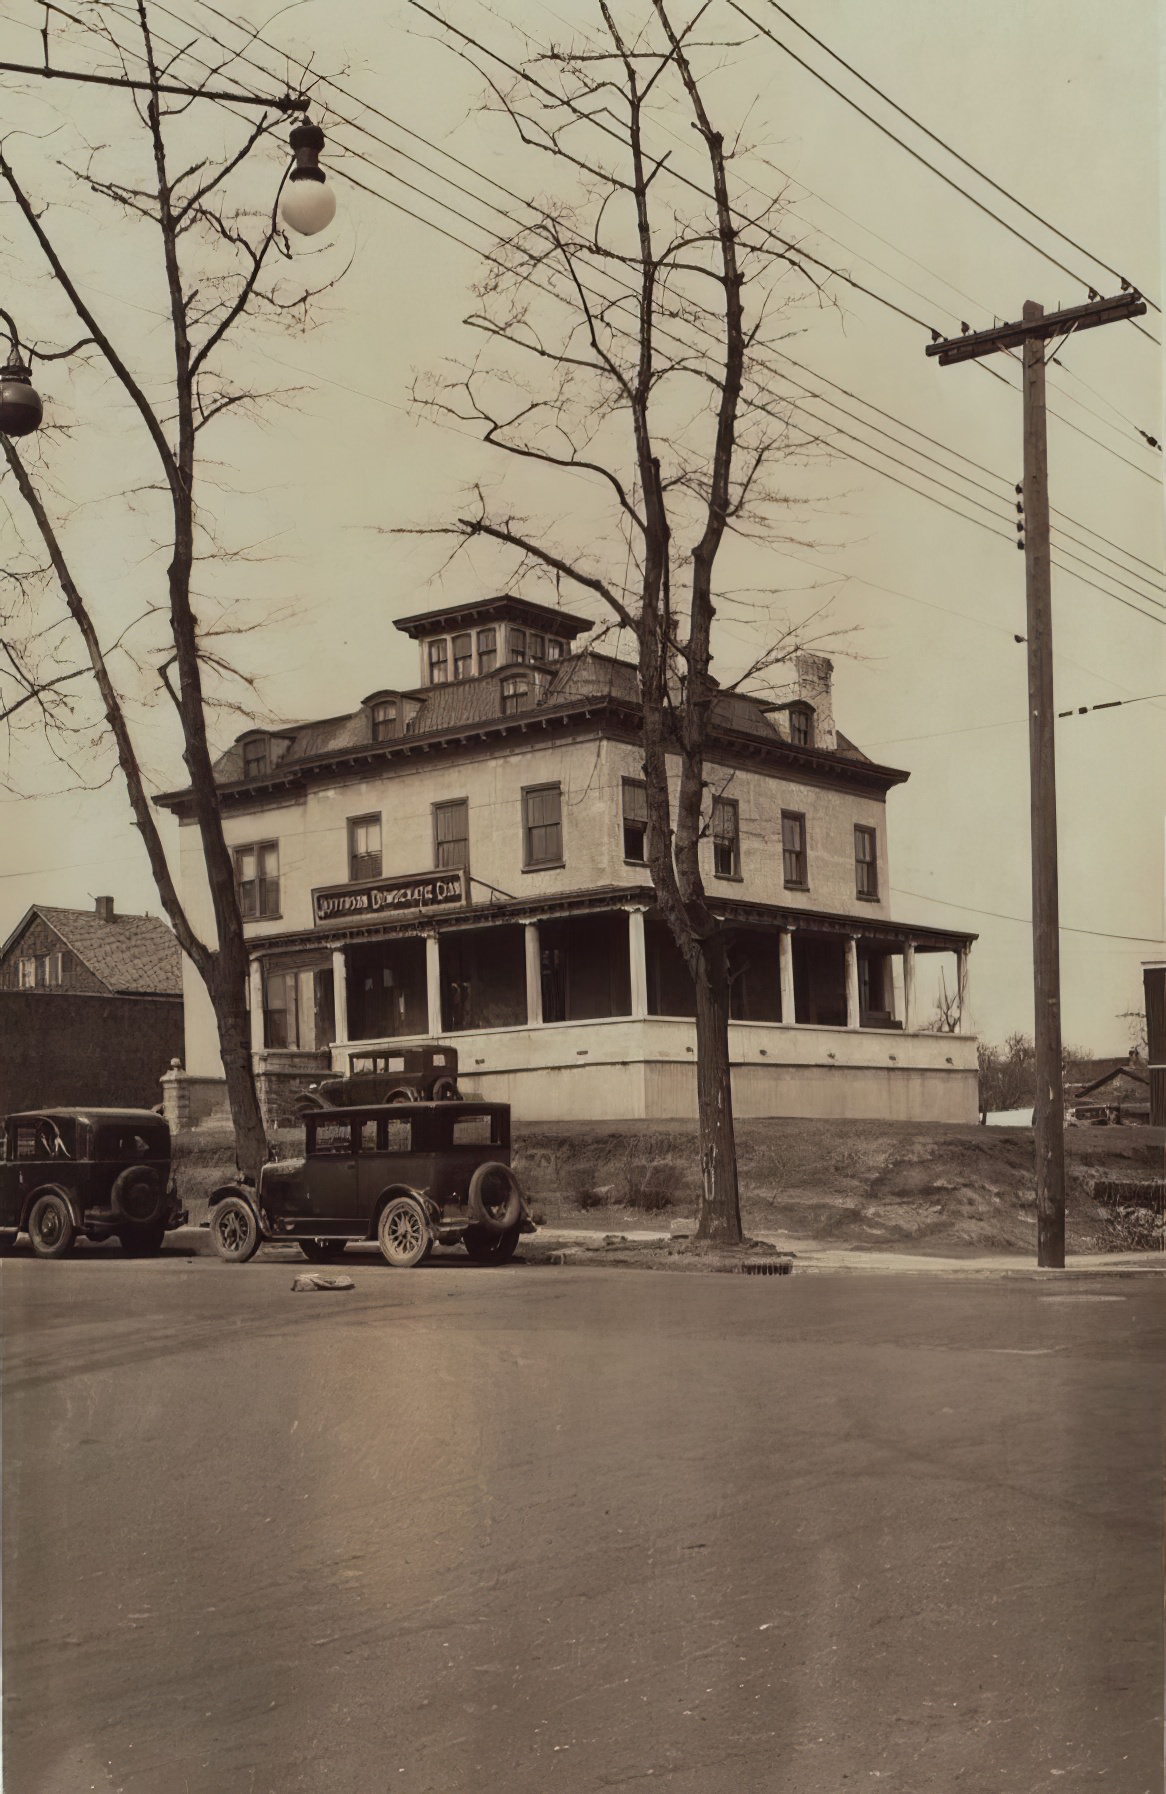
[733,1260,793,1276]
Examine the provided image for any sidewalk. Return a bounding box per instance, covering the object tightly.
[530,1224,1166,1278]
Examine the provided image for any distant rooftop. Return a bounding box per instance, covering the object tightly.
[2,900,182,996]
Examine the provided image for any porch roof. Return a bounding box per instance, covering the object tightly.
[243,884,976,957]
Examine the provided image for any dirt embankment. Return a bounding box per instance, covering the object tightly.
[513,1118,1165,1255]
[173,1118,1164,1256]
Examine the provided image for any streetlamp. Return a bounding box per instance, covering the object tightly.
[279,118,337,238]
[0,313,42,437]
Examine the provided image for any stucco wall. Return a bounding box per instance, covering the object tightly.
[196,732,894,943]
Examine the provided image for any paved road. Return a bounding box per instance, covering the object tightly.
[3,1243,1162,1793]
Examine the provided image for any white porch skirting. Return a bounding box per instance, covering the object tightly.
[330,1016,979,1125]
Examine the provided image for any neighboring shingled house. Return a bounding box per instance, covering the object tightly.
[0,897,184,1113]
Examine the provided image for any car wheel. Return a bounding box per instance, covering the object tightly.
[467,1162,523,1235]
[463,1223,520,1265]
[27,1193,76,1260]
[431,1078,463,1102]
[377,1196,432,1268]
[299,1238,346,1263]
[209,1196,261,1263]
[118,1223,167,1256]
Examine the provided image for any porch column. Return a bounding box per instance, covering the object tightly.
[845,936,860,1030]
[248,957,265,1054]
[425,932,443,1037]
[627,906,649,1019]
[331,948,348,1044]
[903,943,916,1033]
[524,921,543,1027]
[779,927,797,1024]
[956,944,970,1034]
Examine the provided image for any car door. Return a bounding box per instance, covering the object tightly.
[0,1123,20,1228]
[301,1116,360,1236]
[355,1112,415,1222]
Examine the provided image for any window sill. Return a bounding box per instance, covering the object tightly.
[783,883,809,894]
[243,914,283,924]
[522,861,565,873]
[623,857,648,870]
[713,872,744,883]
[855,892,881,902]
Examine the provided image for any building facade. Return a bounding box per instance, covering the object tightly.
[0,898,184,1113]
[159,596,978,1125]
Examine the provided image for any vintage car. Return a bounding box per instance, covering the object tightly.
[0,1108,186,1258]
[299,1044,462,1111]
[207,1098,533,1268]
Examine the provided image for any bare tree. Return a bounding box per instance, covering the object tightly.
[0,4,339,1175]
[411,2,833,1242]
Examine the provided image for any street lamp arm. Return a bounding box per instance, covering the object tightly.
[0,57,308,111]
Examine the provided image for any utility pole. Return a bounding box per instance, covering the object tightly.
[926,290,1147,1269]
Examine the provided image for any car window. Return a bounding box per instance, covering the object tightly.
[382,1118,411,1153]
[310,1120,353,1155]
[357,1120,378,1152]
[451,1115,494,1147]
[15,1125,41,1161]
[95,1127,161,1160]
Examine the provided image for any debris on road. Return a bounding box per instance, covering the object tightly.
[291,1272,356,1292]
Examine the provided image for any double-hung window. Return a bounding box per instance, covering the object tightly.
[428,638,449,684]
[528,632,545,663]
[546,637,564,662]
[711,796,740,878]
[452,633,473,681]
[243,738,268,779]
[371,699,396,742]
[476,627,497,674]
[508,627,527,664]
[524,783,563,867]
[433,799,469,871]
[349,815,383,882]
[622,778,648,863]
[781,812,807,889]
[787,703,813,748]
[263,970,297,1049]
[501,676,528,716]
[855,824,878,898]
[235,842,280,918]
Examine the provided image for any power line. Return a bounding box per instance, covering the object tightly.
[891,888,1165,945]
[25,0,1164,629]
[732,0,1161,343]
[1057,692,1166,718]
[754,0,1159,313]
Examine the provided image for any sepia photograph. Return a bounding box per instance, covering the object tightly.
[0,1,1162,1788]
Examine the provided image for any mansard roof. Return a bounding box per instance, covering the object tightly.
[155,649,909,814]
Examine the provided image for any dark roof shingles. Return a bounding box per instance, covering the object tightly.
[36,906,183,996]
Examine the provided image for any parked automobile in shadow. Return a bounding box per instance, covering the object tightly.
[0,1108,186,1258]
[299,1045,462,1110]
[206,1099,533,1268]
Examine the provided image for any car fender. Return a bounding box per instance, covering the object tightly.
[369,1183,435,1238]
[20,1182,84,1233]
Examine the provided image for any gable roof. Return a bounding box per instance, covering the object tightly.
[3,905,183,996]
[1071,1063,1150,1100]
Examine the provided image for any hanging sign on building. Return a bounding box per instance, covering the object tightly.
[312,868,466,926]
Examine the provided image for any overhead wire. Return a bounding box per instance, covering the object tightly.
[13,0,1164,632]
[731,0,1162,347]
[754,0,1160,312]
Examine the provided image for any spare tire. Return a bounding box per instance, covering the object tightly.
[467,1162,523,1235]
[110,1164,165,1227]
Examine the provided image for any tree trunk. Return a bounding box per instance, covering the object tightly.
[693,931,742,1243]
[210,964,268,1180]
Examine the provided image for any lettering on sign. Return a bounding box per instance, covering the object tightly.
[312,869,465,926]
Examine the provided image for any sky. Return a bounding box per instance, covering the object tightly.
[0,0,1162,1052]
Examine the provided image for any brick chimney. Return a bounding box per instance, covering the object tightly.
[95,895,115,923]
[794,652,836,751]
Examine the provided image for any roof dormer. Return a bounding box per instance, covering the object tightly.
[394,595,590,688]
